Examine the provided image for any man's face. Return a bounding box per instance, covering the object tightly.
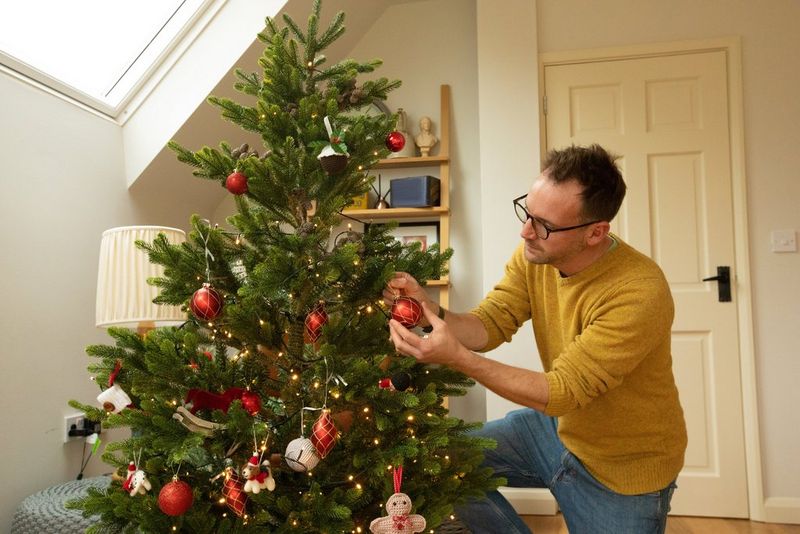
[519,174,591,268]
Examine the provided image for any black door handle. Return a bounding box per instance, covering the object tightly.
[702,266,731,302]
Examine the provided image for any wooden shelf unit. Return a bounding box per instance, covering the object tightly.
[342,206,449,219]
[349,85,452,307]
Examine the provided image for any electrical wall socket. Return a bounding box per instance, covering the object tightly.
[64,412,86,443]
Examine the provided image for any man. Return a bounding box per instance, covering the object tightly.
[387,144,687,533]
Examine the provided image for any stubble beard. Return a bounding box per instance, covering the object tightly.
[524,238,588,269]
[523,240,550,264]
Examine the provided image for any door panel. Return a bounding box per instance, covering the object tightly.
[544,50,747,518]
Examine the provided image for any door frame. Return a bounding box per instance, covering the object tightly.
[538,37,763,521]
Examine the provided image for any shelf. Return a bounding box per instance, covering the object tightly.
[341,206,449,220]
[344,85,452,311]
[374,155,449,169]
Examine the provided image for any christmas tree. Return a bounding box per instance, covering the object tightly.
[69,2,498,532]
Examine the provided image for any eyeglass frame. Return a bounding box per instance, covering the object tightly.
[513,194,601,240]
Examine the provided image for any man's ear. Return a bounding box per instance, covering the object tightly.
[587,221,610,245]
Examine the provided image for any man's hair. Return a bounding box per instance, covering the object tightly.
[542,144,626,222]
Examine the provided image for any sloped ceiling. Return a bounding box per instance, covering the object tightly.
[128,0,420,216]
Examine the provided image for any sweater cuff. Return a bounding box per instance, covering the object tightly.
[543,371,574,417]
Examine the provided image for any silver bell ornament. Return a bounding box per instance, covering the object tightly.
[284,437,320,472]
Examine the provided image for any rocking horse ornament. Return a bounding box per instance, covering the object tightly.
[369,466,426,534]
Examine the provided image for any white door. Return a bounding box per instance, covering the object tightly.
[543,50,748,518]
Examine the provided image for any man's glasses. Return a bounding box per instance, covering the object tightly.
[513,194,600,240]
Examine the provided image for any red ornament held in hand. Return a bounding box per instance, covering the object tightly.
[311,409,338,458]
[190,283,223,321]
[158,477,193,516]
[225,171,249,195]
[305,302,328,342]
[391,296,422,328]
[385,131,406,152]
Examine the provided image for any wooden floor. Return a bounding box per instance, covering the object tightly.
[521,514,800,533]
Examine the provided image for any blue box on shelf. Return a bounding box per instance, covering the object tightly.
[390,175,440,207]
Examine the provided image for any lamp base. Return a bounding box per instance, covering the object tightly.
[137,321,156,336]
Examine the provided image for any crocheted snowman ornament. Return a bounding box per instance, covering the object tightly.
[369,467,426,534]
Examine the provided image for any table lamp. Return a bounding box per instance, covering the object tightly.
[95,226,187,334]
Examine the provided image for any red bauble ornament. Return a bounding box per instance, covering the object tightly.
[190,283,223,321]
[158,477,193,516]
[311,409,338,458]
[391,296,422,328]
[385,131,406,152]
[222,469,248,517]
[304,303,328,342]
[240,390,262,416]
[225,171,248,195]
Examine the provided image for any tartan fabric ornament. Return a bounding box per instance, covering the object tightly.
[222,467,248,517]
[310,409,337,458]
[305,302,329,342]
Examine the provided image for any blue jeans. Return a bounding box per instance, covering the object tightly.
[456,409,676,533]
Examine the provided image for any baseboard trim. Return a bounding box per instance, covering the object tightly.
[763,497,800,525]
[497,489,800,524]
[498,487,558,515]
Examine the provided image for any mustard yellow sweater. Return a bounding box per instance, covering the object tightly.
[471,236,687,495]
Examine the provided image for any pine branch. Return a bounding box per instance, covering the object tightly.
[281,12,306,45]
[317,10,345,50]
[207,96,262,133]
[232,68,261,96]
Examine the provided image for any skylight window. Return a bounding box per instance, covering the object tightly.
[0,0,214,119]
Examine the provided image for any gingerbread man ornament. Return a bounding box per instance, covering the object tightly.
[369,467,426,534]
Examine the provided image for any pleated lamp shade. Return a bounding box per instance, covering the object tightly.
[95,226,187,328]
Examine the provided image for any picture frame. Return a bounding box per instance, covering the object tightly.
[386,222,440,252]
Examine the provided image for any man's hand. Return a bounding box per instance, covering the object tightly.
[388,302,466,368]
[389,302,550,412]
[383,272,437,327]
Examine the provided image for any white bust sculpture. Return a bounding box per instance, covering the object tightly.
[414,116,438,157]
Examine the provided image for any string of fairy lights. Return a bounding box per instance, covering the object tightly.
[98,161,450,529]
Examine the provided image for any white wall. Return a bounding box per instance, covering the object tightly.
[475,0,541,422]
[534,0,800,514]
[0,74,210,529]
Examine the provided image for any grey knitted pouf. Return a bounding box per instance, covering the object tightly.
[11,475,111,534]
